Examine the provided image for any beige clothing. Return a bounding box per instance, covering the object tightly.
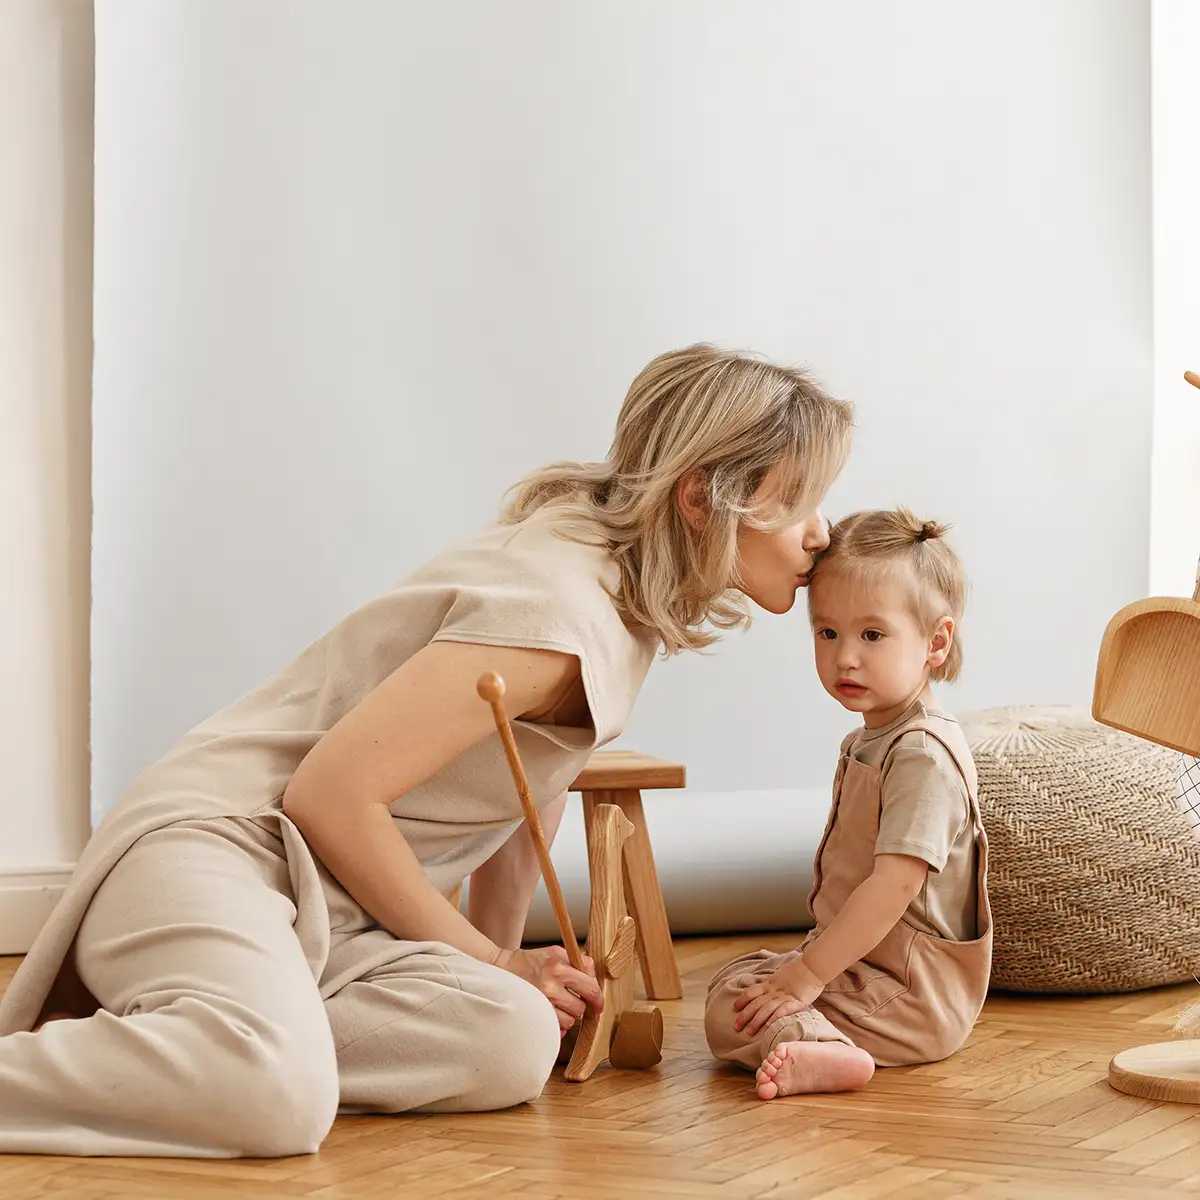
[851,707,978,941]
[707,703,992,1070]
[0,510,656,1156]
[706,949,856,1072]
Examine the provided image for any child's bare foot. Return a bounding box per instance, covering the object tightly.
[755,1041,875,1099]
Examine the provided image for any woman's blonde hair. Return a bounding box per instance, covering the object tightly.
[811,508,968,683]
[502,343,854,654]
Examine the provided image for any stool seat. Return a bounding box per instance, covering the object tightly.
[570,751,686,792]
[569,750,685,1001]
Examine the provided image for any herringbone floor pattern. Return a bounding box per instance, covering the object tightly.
[3,934,1200,1198]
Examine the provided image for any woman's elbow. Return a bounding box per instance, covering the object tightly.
[281,772,320,828]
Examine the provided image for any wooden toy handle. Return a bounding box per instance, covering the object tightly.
[477,671,585,971]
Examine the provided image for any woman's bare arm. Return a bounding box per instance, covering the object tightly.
[282,640,576,962]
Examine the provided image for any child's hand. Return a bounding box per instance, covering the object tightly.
[732,956,824,1037]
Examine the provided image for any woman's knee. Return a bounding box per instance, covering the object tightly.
[198,1013,340,1156]
[467,972,561,1110]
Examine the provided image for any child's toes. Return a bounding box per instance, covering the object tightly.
[756,1060,782,1101]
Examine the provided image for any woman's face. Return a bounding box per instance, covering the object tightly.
[735,469,831,615]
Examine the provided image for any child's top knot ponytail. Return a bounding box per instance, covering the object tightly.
[916,519,946,543]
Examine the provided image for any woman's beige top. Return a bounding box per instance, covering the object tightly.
[0,508,659,1034]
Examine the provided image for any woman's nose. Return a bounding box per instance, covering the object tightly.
[806,513,832,553]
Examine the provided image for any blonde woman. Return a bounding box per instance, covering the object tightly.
[0,345,852,1158]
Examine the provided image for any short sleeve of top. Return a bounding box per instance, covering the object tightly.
[874,730,971,871]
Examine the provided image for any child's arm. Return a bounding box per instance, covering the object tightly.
[733,854,927,1036]
[799,853,928,983]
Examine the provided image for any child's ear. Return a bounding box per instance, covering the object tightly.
[928,617,954,671]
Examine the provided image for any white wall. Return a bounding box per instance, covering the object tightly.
[92,1,1152,932]
[0,2,94,949]
[1149,0,1200,598]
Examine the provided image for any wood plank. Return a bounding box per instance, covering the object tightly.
[570,751,686,792]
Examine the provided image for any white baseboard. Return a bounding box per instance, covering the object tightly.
[0,866,74,956]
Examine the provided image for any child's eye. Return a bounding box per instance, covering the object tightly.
[862,629,884,643]
[817,628,836,641]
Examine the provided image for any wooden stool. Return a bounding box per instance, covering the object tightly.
[569,750,685,1001]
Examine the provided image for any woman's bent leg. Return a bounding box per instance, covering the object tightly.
[0,823,338,1158]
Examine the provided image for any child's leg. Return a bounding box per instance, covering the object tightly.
[704,950,874,1099]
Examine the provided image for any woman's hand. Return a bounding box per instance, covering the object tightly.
[732,956,824,1038]
[497,946,604,1033]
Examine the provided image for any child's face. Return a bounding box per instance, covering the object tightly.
[808,567,951,727]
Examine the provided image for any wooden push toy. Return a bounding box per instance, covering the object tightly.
[477,671,664,1082]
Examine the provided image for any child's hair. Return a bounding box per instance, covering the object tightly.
[811,508,967,683]
[503,344,854,655]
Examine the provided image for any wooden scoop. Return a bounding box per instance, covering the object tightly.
[1092,370,1200,757]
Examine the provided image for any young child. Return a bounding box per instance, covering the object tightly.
[705,508,992,1099]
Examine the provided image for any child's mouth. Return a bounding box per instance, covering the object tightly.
[835,681,867,697]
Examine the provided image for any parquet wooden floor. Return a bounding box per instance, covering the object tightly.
[4,934,1200,1198]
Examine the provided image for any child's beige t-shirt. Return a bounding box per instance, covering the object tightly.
[847,702,978,941]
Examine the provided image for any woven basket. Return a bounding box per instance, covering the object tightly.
[961,705,1200,994]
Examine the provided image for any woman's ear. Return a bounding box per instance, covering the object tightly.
[675,469,709,531]
[928,617,954,670]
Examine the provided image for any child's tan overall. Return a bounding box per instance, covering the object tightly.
[706,711,992,1069]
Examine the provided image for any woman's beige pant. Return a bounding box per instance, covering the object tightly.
[0,821,560,1158]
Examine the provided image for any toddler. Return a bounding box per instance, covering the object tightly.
[705,509,992,1099]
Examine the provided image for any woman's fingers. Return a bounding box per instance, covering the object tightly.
[551,987,588,1021]
[558,966,604,1012]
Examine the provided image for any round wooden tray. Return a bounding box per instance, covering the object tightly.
[1110,1041,1200,1103]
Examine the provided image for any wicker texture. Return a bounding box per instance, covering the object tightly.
[961,706,1200,994]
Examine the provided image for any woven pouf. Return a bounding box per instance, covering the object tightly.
[961,705,1200,994]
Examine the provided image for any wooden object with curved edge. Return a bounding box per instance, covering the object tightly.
[1093,591,1200,757]
[565,803,664,1082]
[1110,1042,1200,1104]
[1093,370,1200,757]
[478,672,664,1084]
[1098,367,1200,1105]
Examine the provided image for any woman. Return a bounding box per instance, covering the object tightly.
[0,344,852,1158]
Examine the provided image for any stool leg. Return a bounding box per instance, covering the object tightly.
[584,788,682,1001]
